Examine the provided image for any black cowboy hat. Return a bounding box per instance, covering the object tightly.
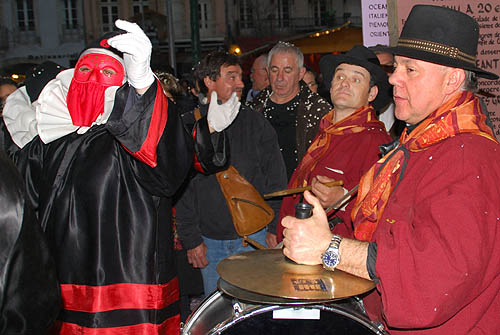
[320,45,392,110]
[387,5,498,80]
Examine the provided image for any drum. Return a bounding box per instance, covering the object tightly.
[182,290,387,335]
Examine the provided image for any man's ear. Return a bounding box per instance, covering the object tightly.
[203,76,215,92]
[368,85,378,103]
[444,68,465,95]
[298,67,306,80]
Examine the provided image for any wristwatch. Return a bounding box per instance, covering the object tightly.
[321,235,342,271]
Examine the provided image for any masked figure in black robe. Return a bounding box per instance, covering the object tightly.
[3,20,237,334]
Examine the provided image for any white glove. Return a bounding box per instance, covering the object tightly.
[107,20,155,90]
[207,92,240,132]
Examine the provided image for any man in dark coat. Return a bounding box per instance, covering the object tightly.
[176,51,287,297]
[248,42,331,179]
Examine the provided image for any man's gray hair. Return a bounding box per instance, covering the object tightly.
[268,41,304,69]
[461,70,478,92]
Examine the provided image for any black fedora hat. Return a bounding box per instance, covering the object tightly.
[320,45,391,110]
[388,5,498,80]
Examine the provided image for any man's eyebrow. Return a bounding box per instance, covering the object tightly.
[335,66,366,77]
[270,65,293,69]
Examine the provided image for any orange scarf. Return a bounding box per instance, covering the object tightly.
[291,105,381,189]
[352,92,498,241]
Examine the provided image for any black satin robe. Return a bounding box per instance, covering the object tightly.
[12,82,219,333]
[0,150,60,333]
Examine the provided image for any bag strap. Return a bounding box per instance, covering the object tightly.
[193,108,202,121]
[242,236,267,249]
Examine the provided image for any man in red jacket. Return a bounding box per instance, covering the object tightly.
[274,45,392,245]
[282,5,500,334]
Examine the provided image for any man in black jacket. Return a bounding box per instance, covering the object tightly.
[176,51,288,297]
[248,42,331,178]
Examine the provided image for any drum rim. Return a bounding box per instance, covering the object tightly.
[182,290,388,335]
[212,303,387,335]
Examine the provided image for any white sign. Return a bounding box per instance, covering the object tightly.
[361,0,390,47]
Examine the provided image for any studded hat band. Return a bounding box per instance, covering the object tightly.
[397,38,476,66]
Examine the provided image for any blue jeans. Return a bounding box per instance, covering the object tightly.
[201,229,267,297]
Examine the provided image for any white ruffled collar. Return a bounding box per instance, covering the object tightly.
[3,69,119,148]
[2,86,37,148]
[36,68,118,144]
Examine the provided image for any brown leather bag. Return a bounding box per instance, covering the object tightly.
[192,108,272,248]
[216,165,274,248]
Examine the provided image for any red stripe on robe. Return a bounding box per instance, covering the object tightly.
[54,314,180,335]
[60,277,179,313]
[129,80,169,168]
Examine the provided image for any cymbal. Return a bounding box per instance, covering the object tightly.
[218,278,334,305]
[217,249,375,301]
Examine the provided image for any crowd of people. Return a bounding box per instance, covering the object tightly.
[0,4,498,335]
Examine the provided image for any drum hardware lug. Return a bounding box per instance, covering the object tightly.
[180,322,191,335]
[375,321,386,334]
[231,300,243,317]
[352,295,367,315]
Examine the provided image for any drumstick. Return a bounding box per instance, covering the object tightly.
[324,184,359,213]
[263,180,343,199]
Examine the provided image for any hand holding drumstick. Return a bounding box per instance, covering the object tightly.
[311,175,347,209]
[264,177,343,199]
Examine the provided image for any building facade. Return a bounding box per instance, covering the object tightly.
[0,0,362,80]
[228,0,361,53]
[0,0,85,78]
[82,0,227,74]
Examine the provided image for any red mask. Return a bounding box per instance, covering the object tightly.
[66,52,125,127]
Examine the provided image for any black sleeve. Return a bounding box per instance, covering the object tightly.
[0,151,60,333]
[107,84,229,197]
[367,241,380,283]
[107,82,195,197]
[181,108,229,174]
[174,176,204,250]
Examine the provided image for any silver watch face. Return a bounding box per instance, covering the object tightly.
[322,250,340,268]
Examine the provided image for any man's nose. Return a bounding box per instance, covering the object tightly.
[276,70,285,81]
[236,77,245,88]
[388,68,400,86]
[89,67,99,81]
